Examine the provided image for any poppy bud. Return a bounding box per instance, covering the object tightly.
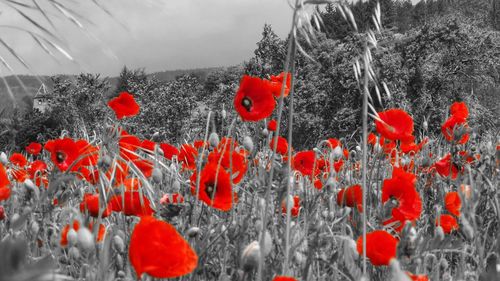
[11,213,20,225]
[374,143,383,154]
[172,180,181,192]
[221,108,227,119]
[152,132,161,142]
[434,226,444,241]
[389,259,412,281]
[0,152,7,165]
[30,221,39,235]
[460,217,474,240]
[262,128,269,136]
[439,258,448,270]
[151,168,162,183]
[69,246,80,260]
[117,271,126,278]
[112,254,122,270]
[332,146,343,160]
[113,235,125,253]
[422,120,428,131]
[241,241,261,272]
[262,231,272,257]
[243,136,254,152]
[208,132,219,148]
[77,227,94,251]
[187,227,201,238]
[0,206,5,220]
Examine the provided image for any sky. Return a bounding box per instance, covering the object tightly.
[0,0,293,76]
[0,0,420,77]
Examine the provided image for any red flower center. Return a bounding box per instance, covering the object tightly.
[56,151,67,163]
[242,97,253,111]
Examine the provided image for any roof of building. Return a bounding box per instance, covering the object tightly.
[33,84,51,99]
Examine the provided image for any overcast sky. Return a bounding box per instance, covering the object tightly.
[0,0,417,77]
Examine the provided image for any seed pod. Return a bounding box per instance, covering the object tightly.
[113,235,125,253]
[151,168,162,183]
[172,180,181,192]
[461,217,474,240]
[221,108,227,119]
[186,227,201,238]
[208,132,220,147]
[422,120,428,131]
[434,226,445,241]
[117,271,126,278]
[77,227,94,251]
[262,231,272,257]
[115,254,124,269]
[241,241,261,272]
[262,128,269,137]
[68,246,80,260]
[243,136,254,152]
[0,152,7,165]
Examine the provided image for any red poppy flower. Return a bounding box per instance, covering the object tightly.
[267,119,277,131]
[273,276,298,281]
[193,140,208,150]
[160,143,179,160]
[268,72,291,98]
[140,139,156,154]
[89,222,106,243]
[179,144,198,170]
[119,131,141,161]
[190,163,234,211]
[207,150,248,184]
[334,159,344,173]
[281,195,300,217]
[326,138,341,149]
[80,193,112,218]
[106,160,129,186]
[293,150,316,176]
[450,101,468,120]
[9,153,27,167]
[375,109,414,142]
[0,165,10,201]
[382,167,422,231]
[123,177,141,191]
[45,138,97,172]
[337,184,363,212]
[108,92,140,119]
[129,216,198,279]
[270,136,288,156]
[78,167,100,185]
[160,193,185,205]
[234,75,276,122]
[444,191,461,217]
[26,142,43,155]
[441,115,469,144]
[406,272,429,281]
[356,230,398,266]
[368,133,377,146]
[110,191,154,217]
[28,160,47,177]
[434,154,460,179]
[436,214,459,234]
[133,158,154,178]
[60,221,80,247]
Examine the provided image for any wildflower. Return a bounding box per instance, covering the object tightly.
[273,276,298,281]
[207,149,248,184]
[129,216,198,278]
[356,230,398,266]
[26,142,42,155]
[108,92,140,119]
[234,75,276,122]
[159,142,179,160]
[337,184,363,212]
[268,72,291,98]
[61,221,81,247]
[444,191,461,217]
[140,139,156,154]
[109,191,154,217]
[119,131,141,161]
[441,115,469,144]
[436,214,459,234]
[0,164,11,201]
[179,144,198,170]
[160,193,185,205]
[292,150,316,177]
[10,153,28,167]
[190,163,235,211]
[45,138,98,172]
[382,167,422,231]
[133,158,154,178]
[406,272,429,281]
[267,119,277,131]
[434,154,460,179]
[270,136,288,156]
[79,193,112,218]
[450,101,469,120]
[375,109,414,142]
[281,195,300,217]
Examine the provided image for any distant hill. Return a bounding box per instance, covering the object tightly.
[0,67,221,116]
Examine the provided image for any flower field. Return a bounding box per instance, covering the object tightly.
[0,1,499,281]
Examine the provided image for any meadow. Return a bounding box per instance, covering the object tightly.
[0,1,499,281]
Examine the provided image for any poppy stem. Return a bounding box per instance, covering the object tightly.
[361,39,369,278]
